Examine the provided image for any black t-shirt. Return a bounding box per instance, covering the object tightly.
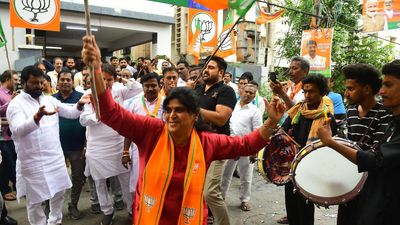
[195,81,236,135]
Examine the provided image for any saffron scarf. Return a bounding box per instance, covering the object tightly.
[287,96,334,144]
[288,81,303,100]
[141,95,162,118]
[136,125,206,225]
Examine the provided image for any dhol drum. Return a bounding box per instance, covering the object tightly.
[291,137,368,206]
[257,132,298,185]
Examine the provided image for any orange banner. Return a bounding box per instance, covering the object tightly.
[300,28,334,77]
[362,0,400,32]
[10,0,60,31]
[188,8,218,50]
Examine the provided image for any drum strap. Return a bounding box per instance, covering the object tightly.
[358,111,379,144]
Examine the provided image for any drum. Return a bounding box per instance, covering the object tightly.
[257,133,298,185]
[291,137,368,206]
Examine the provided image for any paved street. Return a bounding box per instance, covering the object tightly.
[6,170,338,225]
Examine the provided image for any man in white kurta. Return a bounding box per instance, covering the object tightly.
[123,73,164,197]
[221,84,263,210]
[79,66,142,223]
[6,66,86,225]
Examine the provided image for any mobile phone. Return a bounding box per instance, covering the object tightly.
[158,55,167,60]
[269,72,278,84]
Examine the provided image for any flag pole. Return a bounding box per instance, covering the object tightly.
[4,45,11,71]
[84,0,101,120]
[194,16,242,83]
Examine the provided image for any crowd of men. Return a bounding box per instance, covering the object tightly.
[0,52,399,225]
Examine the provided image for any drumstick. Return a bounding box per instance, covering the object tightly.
[279,128,301,148]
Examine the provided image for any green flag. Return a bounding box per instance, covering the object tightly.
[0,18,7,48]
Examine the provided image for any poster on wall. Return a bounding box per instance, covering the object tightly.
[300,28,334,78]
[10,0,60,31]
[188,8,218,53]
[362,0,400,32]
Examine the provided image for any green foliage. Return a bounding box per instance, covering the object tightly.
[277,0,395,94]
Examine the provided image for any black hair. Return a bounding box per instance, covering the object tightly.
[21,65,44,84]
[118,58,127,63]
[163,87,212,132]
[124,56,131,61]
[143,57,151,62]
[58,68,73,80]
[241,72,253,81]
[204,56,227,73]
[1,70,17,83]
[342,63,382,95]
[307,40,317,46]
[137,57,145,61]
[43,74,52,83]
[110,56,118,61]
[291,56,310,72]
[102,63,117,78]
[53,57,63,64]
[238,76,249,83]
[224,72,232,78]
[141,72,160,85]
[66,57,75,62]
[162,67,178,76]
[249,80,259,88]
[382,60,400,79]
[177,60,189,68]
[302,73,329,95]
[189,66,201,74]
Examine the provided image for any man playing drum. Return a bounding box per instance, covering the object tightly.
[318,60,400,225]
[281,74,337,225]
[336,64,392,225]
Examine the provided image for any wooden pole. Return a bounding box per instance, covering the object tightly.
[84,0,101,120]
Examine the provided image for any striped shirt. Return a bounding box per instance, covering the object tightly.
[347,103,392,150]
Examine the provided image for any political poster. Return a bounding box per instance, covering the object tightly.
[188,8,218,52]
[300,28,334,78]
[362,0,400,32]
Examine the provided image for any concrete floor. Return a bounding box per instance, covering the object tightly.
[5,171,338,225]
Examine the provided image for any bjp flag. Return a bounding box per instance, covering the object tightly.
[215,10,236,58]
[195,0,256,17]
[187,19,203,58]
[188,8,218,49]
[10,0,60,31]
[256,2,285,25]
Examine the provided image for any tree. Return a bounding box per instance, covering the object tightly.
[276,0,395,94]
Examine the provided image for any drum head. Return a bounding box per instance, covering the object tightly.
[291,138,367,206]
[258,134,297,185]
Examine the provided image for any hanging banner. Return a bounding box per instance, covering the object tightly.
[300,28,334,78]
[10,0,61,31]
[0,19,7,48]
[362,0,400,32]
[215,10,236,58]
[188,8,218,51]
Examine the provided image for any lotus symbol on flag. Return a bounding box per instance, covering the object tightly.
[21,0,51,22]
[194,18,213,41]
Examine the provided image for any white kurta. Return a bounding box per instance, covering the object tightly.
[6,91,82,204]
[80,81,142,180]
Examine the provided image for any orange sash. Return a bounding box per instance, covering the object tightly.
[136,125,206,225]
[289,81,303,100]
[142,95,162,118]
[160,88,166,97]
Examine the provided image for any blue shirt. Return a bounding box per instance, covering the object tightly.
[328,92,346,115]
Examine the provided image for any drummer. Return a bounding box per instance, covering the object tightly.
[336,63,392,225]
[281,74,337,225]
[317,60,400,225]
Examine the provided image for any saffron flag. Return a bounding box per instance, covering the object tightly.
[187,19,202,58]
[188,8,218,49]
[148,0,257,17]
[0,19,6,48]
[10,0,61,31]
[255,2,285,25]
[216,10,236,58]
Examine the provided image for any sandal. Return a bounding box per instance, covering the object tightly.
[277,216,289,224]
[240,202,251,211]
[3,192,16,201]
